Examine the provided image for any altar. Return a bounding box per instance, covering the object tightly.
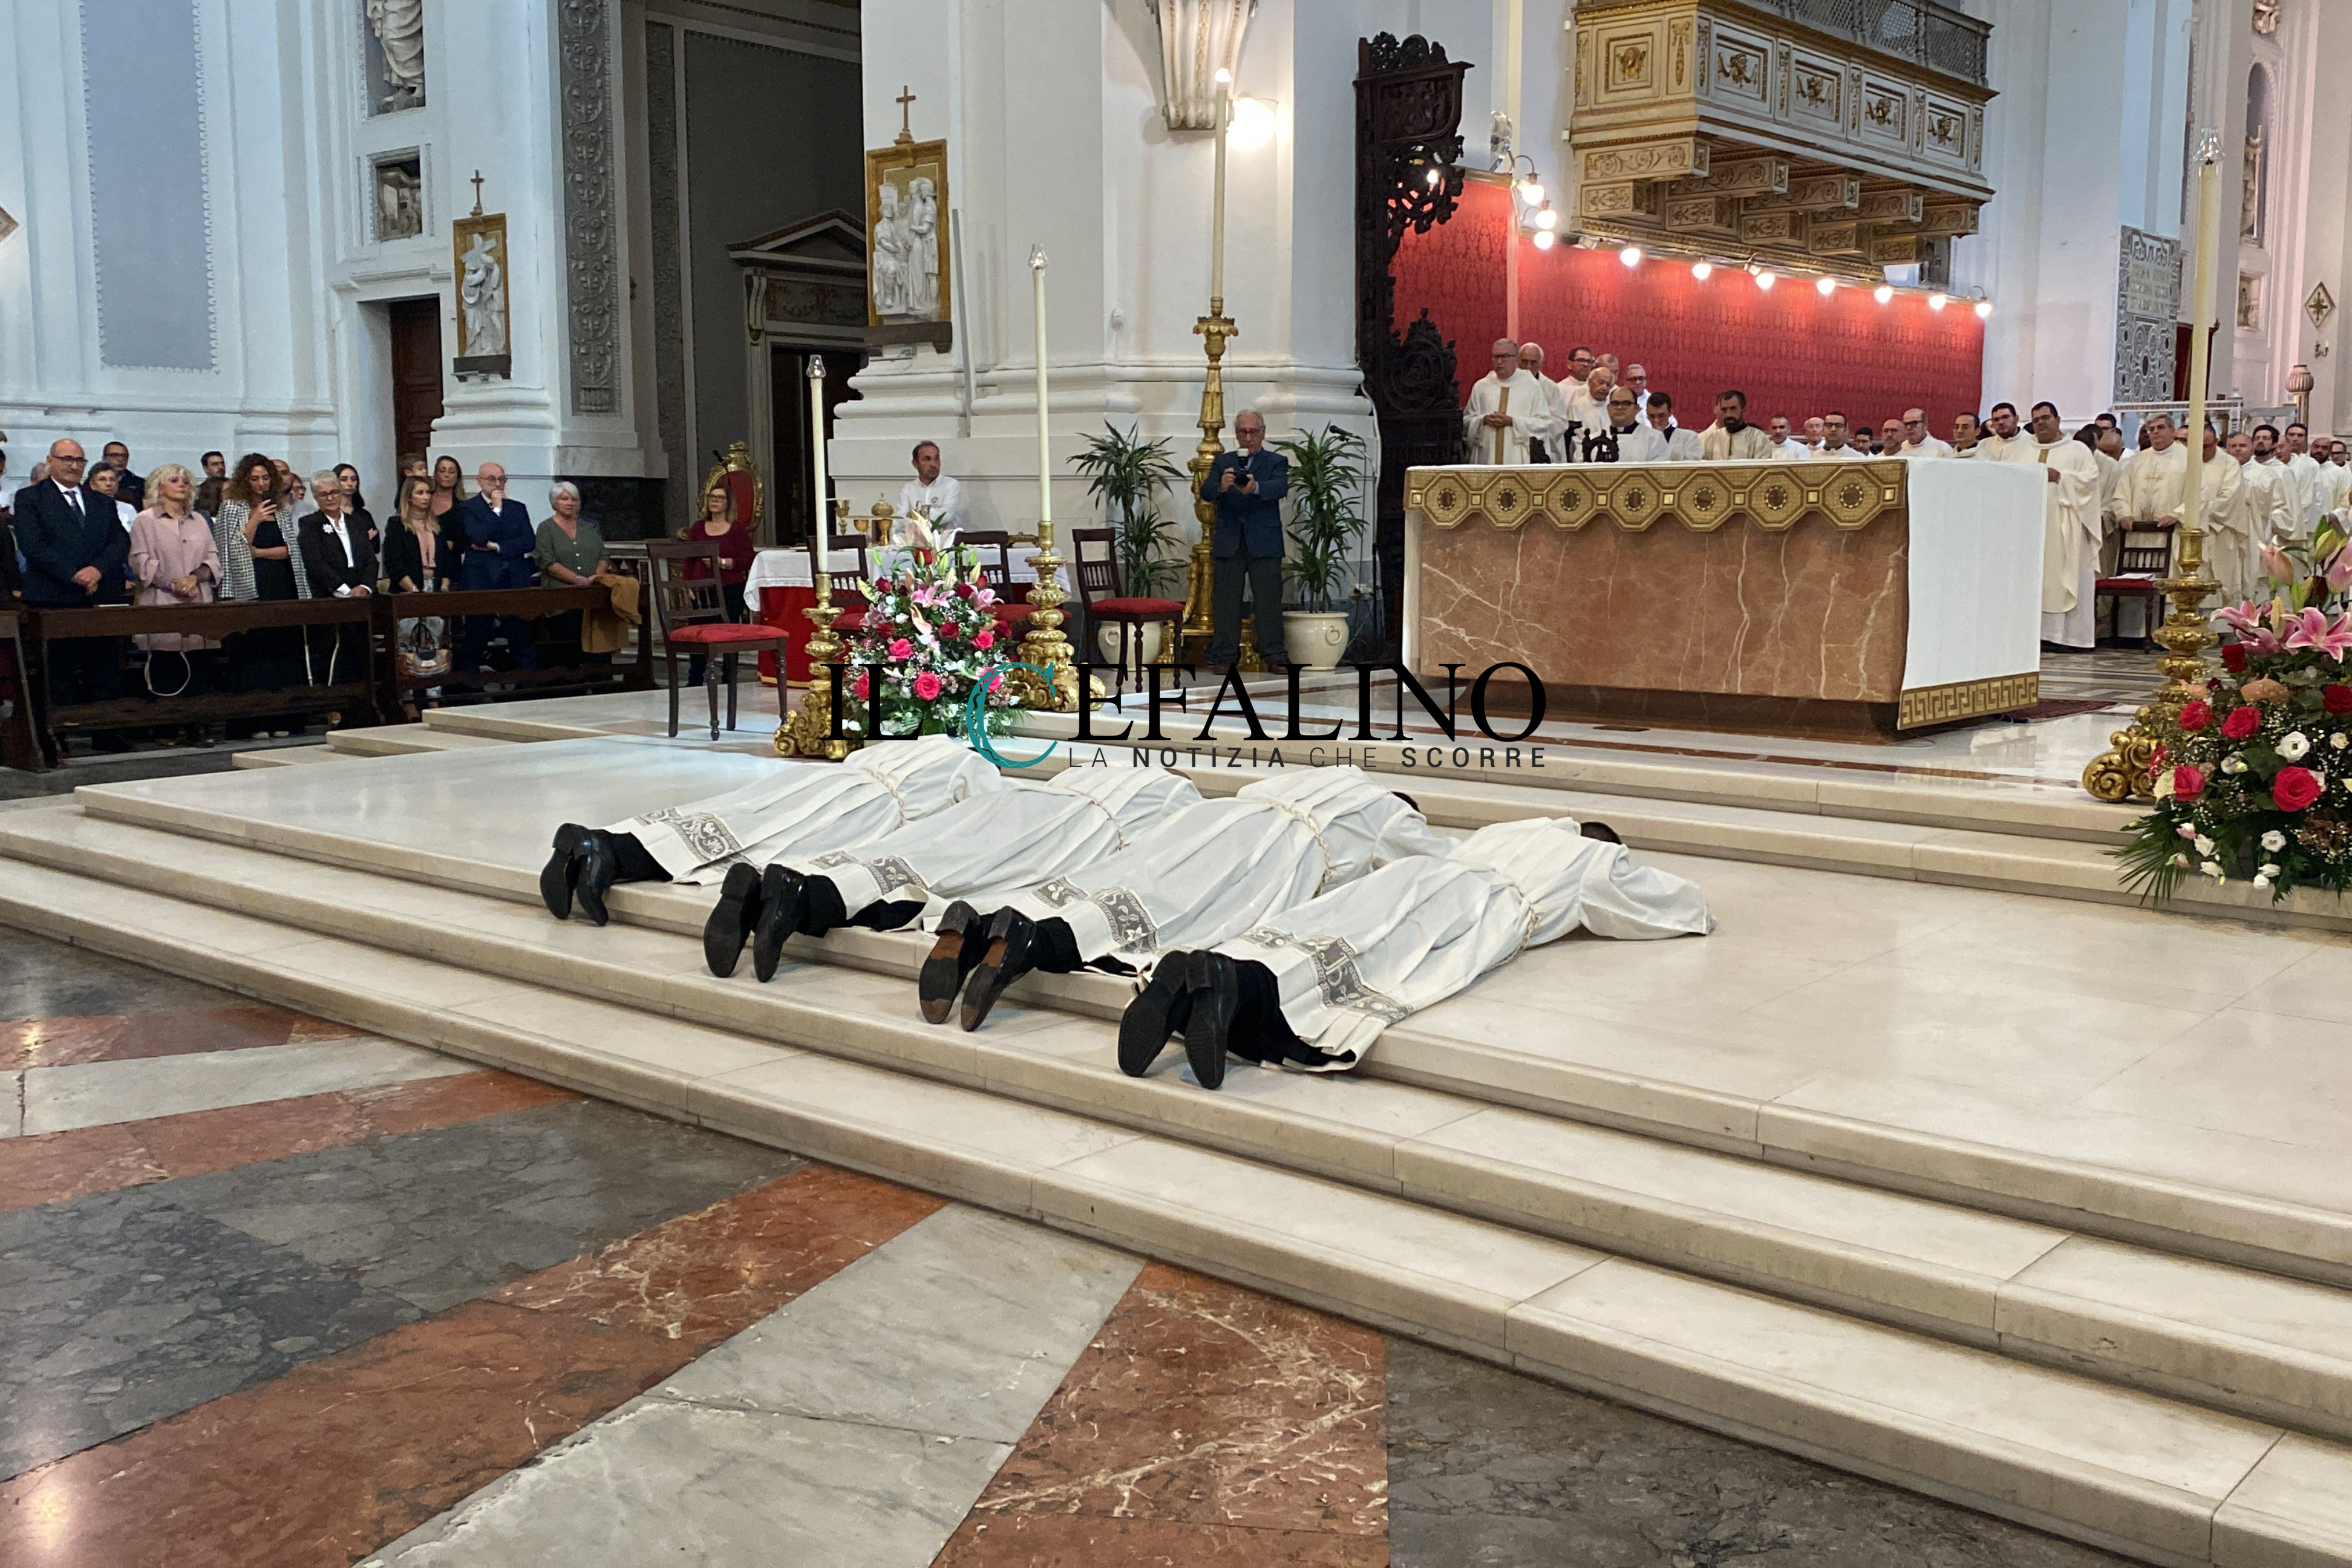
[1402,458,2045,736]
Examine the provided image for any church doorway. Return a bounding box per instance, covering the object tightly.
[767,347,864,546]
[387,298,444,466]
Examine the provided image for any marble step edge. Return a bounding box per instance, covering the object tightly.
[46,789,2352,1295]
[231,745,339,769]
[325,725,510,757]
[0,863,2345,1568]
[10,829,2352,1451]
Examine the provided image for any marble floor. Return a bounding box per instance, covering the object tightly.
[0,936,2129,1567]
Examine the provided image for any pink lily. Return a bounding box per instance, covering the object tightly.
[2284,607,2352,661]
[2327,546,2352,592]
[2261,540,2298,586]
[2215,601,2270,636]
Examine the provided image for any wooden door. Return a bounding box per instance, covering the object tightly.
[388,299,445,463]
[768,347,865,544]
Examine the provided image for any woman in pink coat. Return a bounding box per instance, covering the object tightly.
[128,463,225,740]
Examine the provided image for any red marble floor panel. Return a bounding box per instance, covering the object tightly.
[0,1071,578,1215]
[934,1263,1389,1567]
[0,1005,361,1071]
[0,1163,942,1568]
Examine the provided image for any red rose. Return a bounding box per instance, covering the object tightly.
[872,578,892,594]
[956,581,975,599]
[2222,644,2250,673]
[2171,762,2207,800]
[2221,705,2261,740]
[2275,766,2324,812]
[2178,700,2213,733]
[2327,685,2352,714]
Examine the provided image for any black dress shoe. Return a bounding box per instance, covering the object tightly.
[959,906,1040,1032]
[751,865,807,984]
[704,861,765,977]
[919,901,988,1024]
[1118,957,1197,1077]
[1184,951,1240,1090]
[575,831,621,927]
[540,823,590,920]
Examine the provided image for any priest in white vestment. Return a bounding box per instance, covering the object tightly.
[1515,343,1569,463]
[921,765,1451,1030]
[2284,427,2325,538]
[1897,408,1955,459]
[2105,417,2186,530]
[1645,395,1706,461]
[2212,429,2291,607]
[2318,450,2352,522]
[1462,339,1540,466]
[1564,365,1613,441]
[543,733,1005,927]
[2005,402,2105,651]
[1973,404,2021,464]
[1601,387,1668,462]
[728,765,1201,982]
[1117,816,1711,1088]
[1700,390,1778,460]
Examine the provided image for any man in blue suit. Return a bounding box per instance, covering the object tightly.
[15,438,131,716]
[455,461,539,672]
[1195,410,1290,671]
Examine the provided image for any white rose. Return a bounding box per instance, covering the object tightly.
[2279,731,2313,762]
[2203,861,2228,881]
[2194,834,2215,855]
[2334,733,2349,751]
[2253,874,2272,890]
[2261,863,2282,877]
[2261,829,2288,852]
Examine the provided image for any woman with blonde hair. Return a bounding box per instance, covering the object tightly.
[129,462,225,742]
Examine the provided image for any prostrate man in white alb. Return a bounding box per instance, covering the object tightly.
[2208,427,2281,607]
[540,732,1004,930]
[1644,393,1705,461]
[1768,416,1809,459]
[1700,389,1777,460]
[2282,423,2325,538]
[1897,408,1954,459]
[1515,342,1569,463]
[733,764,1203,984]
[2004,400,2105,652]
[1118,815,1712,1089]
[897,440,965,533]
[1462,339,1539,465]
[1600,385,1667,462]
[918,766,1451,1031]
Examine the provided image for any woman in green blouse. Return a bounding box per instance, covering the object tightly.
[535,482,612,665]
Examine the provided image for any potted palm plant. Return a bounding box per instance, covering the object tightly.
[1071,422,1184,673]
[1272,424,1370,670]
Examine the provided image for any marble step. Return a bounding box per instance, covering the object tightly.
[62,765,2352,1293]
[231,743,340,769]
[10,808,2352,1452]
[325,724,511,758]
[0,854,2346,1568]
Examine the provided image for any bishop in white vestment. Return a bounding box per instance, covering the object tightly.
[1118,816,1711,1088]
[2004,403,2104,650]
[1462,340,1539,465]
[921,766,1451,1030]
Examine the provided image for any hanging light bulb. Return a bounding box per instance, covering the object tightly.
[1425,167,1441,188]
[1534,204,1558,231]
[1620,244,1643,267]
[1973,298,1994,319]
[1691,260,1713,281]
[1532,229,1556,250]
[1755,268,1777,290]
[1520,180,1545,207]
[1873,284,1895,305]
[1815,276,1837,297]
[1928,292,1949,311]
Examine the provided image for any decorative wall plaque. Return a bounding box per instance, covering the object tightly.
[2114,225,2181,402]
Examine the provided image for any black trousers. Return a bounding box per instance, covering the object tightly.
[1206,546,1283,665]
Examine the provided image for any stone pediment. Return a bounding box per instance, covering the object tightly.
[729,210,867,347]
[1567,0,1993,281]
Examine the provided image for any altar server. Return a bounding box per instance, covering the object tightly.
[1462,339,1540,465]
[2212,428,2290,606]
[2007,401,2105,652]
[540,733,1004,927]
[717,764,1201,982]
[1120,815,1711,1089]
[920,766,1451,1031]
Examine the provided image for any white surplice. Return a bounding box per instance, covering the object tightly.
[1603,422,1669,463]
[2319,461,2352,523]
[2212,457,2291,606]
[777,763,1201,922]
[1462,372,1537,465]
[997,766,1451,969]
[2007,436,2104,647]
[610,732,1007,883]
[2285,451,2325,537]
[1518,371,1567,460]
[1214,815,1712,1071]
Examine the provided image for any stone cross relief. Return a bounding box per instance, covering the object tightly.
[365,0,426,113]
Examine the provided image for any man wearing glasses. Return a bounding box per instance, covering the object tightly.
[13,438,131,720]
[1898,407,1955,459]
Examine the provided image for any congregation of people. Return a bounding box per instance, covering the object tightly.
[0,437,635,747]
[1465,336,2352,650]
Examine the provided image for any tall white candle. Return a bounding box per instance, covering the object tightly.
[1210,68,1230,302]
[1030,246,1051,526]
[808,356,829,577]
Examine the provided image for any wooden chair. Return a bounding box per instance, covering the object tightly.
[957,530,1034,642]
[813,535,871,634]
[2096,523,2176,650]
[1070,527,1185,696]
[644,538,791,740]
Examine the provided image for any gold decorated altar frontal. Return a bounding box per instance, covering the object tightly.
[1406,459,1907,534]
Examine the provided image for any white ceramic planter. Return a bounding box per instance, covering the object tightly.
[1094,616,1166,678]
[1282,610,1350,670]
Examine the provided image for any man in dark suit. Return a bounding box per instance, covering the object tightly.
[14,439,130,716]
[100,442,144,509]
[456,461,538,671]
[1195,410,1290,672]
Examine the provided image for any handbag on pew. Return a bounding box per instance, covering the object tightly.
[396,612,450,679]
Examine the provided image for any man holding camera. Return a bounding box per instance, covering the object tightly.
[1197,409,1290,675]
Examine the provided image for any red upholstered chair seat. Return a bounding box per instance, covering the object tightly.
[1089,596,1186,617]
[832,610,866,633]
[988,603,1036,623]
[665,622,789,645]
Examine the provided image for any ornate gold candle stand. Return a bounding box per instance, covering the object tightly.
[1013,518,1104,710]
[1178,301,1264,674]
[775,585,860,761]
[2081,538,2219,802]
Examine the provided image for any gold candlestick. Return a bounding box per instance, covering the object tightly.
[775,581,860,761]
[1013,515,1103,709]
[1178,300,1261,670]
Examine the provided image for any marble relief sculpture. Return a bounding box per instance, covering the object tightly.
[460,232,508,356]
[375,161,422,241]
[365,0,426,112]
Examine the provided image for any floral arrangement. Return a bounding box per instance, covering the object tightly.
[2122,520,2352,902]
[832,540,1021,740]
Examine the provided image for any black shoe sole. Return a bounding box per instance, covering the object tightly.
[703,861,763,977]
[575,835,616,929]
[959,908,1037,1033]
[918,901,986,1025]
[539,825,589,920]
[752,866,803,984]
[1117,958,1195,1077]
[1184,952,1236,1091]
